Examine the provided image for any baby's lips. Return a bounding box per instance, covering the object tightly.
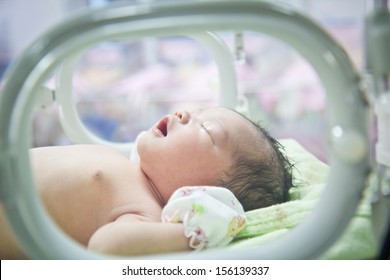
[152,126,165,137]
[154,115,170,137]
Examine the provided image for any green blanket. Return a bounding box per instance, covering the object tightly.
[230,139,378,259]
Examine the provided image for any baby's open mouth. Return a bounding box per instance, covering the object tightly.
[155,117,168,137]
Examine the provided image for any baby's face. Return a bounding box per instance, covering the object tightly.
[138,107,255,203]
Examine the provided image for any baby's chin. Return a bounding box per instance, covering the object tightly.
[136,132,162,169]
[135,133,148,160]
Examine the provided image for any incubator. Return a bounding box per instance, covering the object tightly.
[0,0,389,259]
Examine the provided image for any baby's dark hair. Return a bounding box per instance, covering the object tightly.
[218,113,295,212]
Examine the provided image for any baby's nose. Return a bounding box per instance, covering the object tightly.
[174,110,190,124]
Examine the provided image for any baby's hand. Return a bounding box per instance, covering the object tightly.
[161,186,246,249]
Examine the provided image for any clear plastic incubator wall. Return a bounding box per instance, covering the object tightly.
[0,0,389,259]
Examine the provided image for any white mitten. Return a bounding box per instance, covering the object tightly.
[161,186,246,249]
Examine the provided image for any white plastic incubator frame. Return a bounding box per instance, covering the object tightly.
[0,0,372,259]
[55,31,238,156]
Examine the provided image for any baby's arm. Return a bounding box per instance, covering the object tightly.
[88,214,191,256]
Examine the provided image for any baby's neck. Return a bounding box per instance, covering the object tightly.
[144,175,165,207]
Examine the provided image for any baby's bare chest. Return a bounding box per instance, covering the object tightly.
[37,160,162,244]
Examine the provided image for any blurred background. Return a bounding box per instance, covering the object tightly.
[0,0,369,162]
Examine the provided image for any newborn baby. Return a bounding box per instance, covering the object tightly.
[0,107,293,259]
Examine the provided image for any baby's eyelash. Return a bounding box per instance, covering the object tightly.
[200,122,214,144]
[199,120,215,145]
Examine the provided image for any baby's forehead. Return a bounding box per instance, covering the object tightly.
[196,107,242,120]
[204,107,261,145]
